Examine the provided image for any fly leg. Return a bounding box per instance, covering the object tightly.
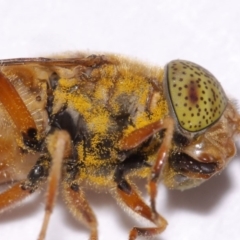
[0,182,35,211]
[37,130,71,240]
[0,130,71,240]
[0,154,51,219]
[0,72,37,136]
[62,182,98,240]
[0,72,43,208]
[112,178,167,240]
[148,118,174,214]
[0,154,51,213]
[117,117,174,239]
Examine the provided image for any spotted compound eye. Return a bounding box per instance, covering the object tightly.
[164,60,228,133]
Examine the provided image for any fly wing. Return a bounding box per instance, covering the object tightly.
[0,55,110,67]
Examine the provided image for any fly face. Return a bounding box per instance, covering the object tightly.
[162,60,240,190]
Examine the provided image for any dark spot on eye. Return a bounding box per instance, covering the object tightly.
[188,81,198,103]
[195,72,201,76]
[211,88,217,101]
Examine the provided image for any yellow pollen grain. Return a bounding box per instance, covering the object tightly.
[94,77,114,101]
[67,93,92,113]
[123,98,168,136]
[86,108,110,134]
[58,78,78,88]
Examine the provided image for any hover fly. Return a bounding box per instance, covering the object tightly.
[0,53,239,239]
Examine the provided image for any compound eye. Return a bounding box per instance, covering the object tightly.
[164,60,228,133]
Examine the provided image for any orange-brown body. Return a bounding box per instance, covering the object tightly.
[0,54,239,239]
